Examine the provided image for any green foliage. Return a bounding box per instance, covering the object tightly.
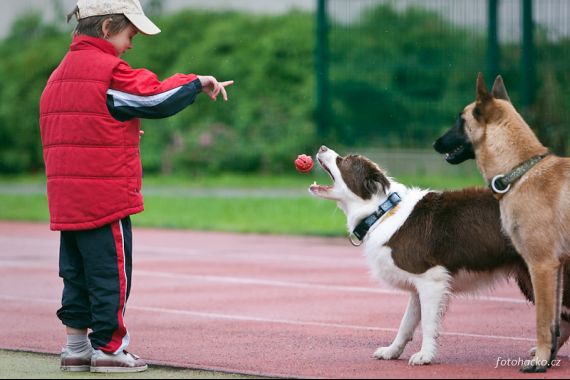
[328,5,485,146]
[1,5,570,175]
[0,12,68,173]
[126,10,317,174]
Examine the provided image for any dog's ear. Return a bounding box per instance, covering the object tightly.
[491,75,511,102]
[364,170,390,197]
[476,72,492,103]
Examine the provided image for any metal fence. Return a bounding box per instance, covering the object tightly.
[356,148,481,178]
[318,0,570,155]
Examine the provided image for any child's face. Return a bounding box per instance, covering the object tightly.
[107,25,138,56]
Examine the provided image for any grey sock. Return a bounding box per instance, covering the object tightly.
[66,334,91,354]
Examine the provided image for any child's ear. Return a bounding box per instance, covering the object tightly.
[102,18,112,39]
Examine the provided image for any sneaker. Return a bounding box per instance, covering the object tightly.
[60,347,92,372]
[90,349,148,373]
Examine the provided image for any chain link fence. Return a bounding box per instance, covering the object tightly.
[320,0,570,159]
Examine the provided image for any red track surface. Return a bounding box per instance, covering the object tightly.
[1,221,569,379]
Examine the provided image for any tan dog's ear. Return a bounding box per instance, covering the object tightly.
[476,72,492,103]
[491,75,511,102]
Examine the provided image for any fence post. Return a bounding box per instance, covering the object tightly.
[316,0,330,139]
[521,0,535,111]
[487,0,500,81]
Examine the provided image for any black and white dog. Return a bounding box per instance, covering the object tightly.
[308,146,570,365]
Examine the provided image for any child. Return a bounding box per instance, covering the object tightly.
[39,0,233,373]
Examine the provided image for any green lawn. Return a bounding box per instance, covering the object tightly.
[0,194,347,236]
[0,350,264,379]
[0,173,484,236]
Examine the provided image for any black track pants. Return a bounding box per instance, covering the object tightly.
[56,217,132,354]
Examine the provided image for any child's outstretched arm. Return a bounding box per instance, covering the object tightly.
[107,62,232,122]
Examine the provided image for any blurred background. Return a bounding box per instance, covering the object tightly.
[0,0,569,234]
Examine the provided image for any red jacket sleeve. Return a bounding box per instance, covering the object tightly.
[106,61,203,121]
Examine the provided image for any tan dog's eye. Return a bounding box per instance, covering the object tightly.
[473,107,482,119]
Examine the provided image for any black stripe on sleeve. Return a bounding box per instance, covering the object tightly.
[107,78,202,122]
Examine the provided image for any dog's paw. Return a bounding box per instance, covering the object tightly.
[529,346,537,357]
[520,359,548,373]
[373,346,403,360]
[408,351,434,366]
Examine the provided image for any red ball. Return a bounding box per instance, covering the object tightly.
[295,154,314,173]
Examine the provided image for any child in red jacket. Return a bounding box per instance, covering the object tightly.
[39,0,233,373]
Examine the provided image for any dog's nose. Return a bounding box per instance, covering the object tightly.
[319,146,328,153]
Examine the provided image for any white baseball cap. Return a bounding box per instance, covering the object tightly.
[76,0,161,35]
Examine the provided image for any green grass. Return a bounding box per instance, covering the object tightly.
[141,173,321,188]
[0,195,50,221]
[0,173,321,188]
[139,196,346,235]
[0,172,484,189]
[0,194,346,236]
[0,174,484,236]
[0,350,264,379]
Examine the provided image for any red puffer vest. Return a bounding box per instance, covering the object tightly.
[40,36,143,231]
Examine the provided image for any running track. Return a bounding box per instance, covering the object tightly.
[1,221,568,379]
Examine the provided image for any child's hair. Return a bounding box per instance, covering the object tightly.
[66,6,132,38]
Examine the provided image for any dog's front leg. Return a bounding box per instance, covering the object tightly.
[530,315,570,357]
[373,292,420,360]
[409,273,450,366]
[522,260,562,373]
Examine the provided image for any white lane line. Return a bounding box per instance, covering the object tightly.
[135,270,529,305]
[136,270,403,295]
[0,237,362,266]
[0,235,530,305]
[0,294,535,343]
[0,264,529,305]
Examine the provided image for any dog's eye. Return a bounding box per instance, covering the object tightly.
[336,156,343,166]
[473,107,482,119]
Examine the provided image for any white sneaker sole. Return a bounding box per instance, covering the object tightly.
[90,364,148,373]
[60,365,90,372]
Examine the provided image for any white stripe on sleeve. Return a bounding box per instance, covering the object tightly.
[107,87,181,108]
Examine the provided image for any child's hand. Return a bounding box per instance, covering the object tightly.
[197,75,234,101]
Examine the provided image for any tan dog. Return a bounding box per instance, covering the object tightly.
[433,74,568,372]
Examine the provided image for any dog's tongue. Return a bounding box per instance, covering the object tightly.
[309,181,331,193]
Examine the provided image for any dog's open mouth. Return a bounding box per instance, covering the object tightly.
[439,141,475,165]
[444,144,466,163]
[309,157,335,193]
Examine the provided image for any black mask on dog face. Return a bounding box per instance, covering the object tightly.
[433,114,475,165]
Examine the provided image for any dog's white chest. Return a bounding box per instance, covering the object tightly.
[364,245,416,291]
[360,188,430,291]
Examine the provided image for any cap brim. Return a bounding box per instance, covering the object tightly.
[125,13,161,35]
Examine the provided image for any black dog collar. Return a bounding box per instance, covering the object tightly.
[349,192,401,246]
[489,153,550,196]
